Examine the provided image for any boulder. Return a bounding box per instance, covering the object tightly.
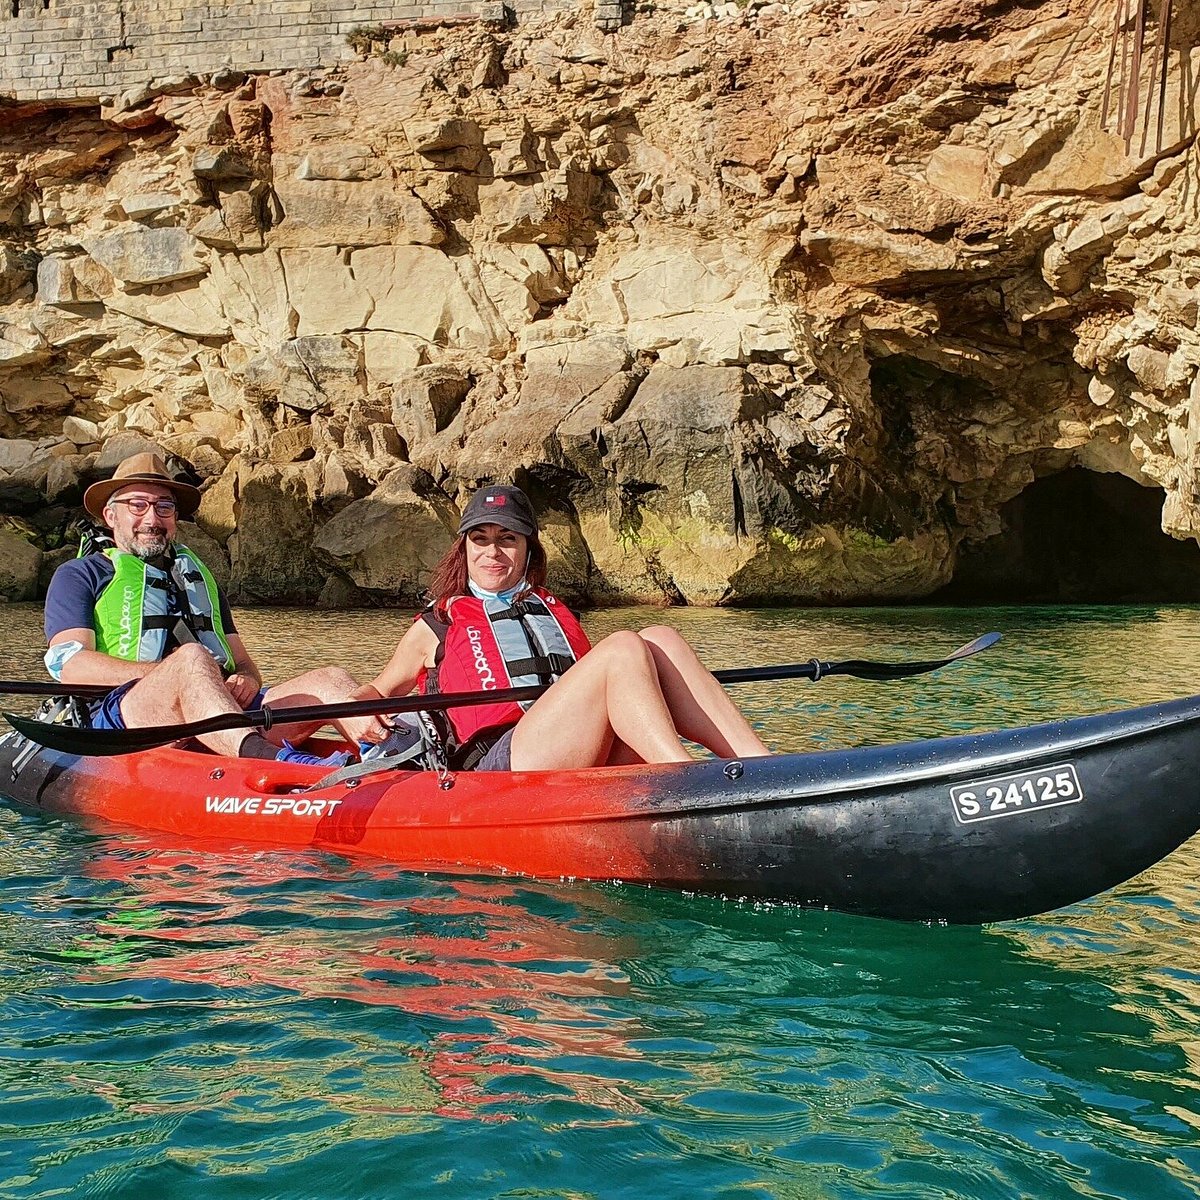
[0,437,59,473]
[0,527,41,601]
[227,461,328,604]
[313,465,458,599]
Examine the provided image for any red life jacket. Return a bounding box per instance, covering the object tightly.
[419,588,591,750]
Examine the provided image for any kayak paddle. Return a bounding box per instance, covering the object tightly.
[0,680,119,699]
[3,632,1000,758]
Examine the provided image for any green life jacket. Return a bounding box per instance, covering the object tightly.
[91,545,235,673]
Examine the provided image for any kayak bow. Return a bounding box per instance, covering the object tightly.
[2,692,1199,923]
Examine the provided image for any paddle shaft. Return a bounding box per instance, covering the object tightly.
[0,680,116,699]
[2,633,1000,757]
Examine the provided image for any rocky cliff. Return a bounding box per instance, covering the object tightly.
[1,0,1197,606]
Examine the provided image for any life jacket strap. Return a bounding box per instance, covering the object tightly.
[501,653,576,680]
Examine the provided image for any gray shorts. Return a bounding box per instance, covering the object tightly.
[473,727,514,771]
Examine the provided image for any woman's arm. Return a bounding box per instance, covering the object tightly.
[362,619,439,699]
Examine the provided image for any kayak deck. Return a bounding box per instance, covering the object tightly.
[4,693,1200,922]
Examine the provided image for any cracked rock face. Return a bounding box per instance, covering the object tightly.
[0,0,1197,606]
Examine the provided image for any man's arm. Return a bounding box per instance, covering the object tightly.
[52,627,159,686]
[45,559,156,688]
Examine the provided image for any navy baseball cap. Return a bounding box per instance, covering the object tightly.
[457,484,537,537]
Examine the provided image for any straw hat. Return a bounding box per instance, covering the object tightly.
[83,452,201,521]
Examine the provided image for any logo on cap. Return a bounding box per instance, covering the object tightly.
[485,494,507,506]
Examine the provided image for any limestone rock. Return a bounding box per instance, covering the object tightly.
[391,366,472,448]
[405,118,484,172]
[313,464,458,600]
[0,322,49,368]
[592,365,772,603]
[297,144,383,182]
[361,332,429,385]
[354,246,510,353]
[1,7,1200,606]
[281,247,374,336]
[0,245,36,304]
[925,146,994,204]
[566,243,793,364]
[83,227,208,287]
[227,461,328,603]
[191,186,266,251]
[460,336,634,479]
[269,178,444,248]
[801,228,959,288]
[0,527,41,600]
[177,520,231,594]
[102,275,230,338]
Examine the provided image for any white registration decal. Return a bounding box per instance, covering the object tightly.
[950,764,1083,824]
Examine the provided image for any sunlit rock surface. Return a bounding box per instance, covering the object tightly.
[0,0,1197,605]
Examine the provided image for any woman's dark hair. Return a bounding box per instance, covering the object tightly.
[428,532,548,619]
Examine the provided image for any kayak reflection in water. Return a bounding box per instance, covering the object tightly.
[354,484,771,772]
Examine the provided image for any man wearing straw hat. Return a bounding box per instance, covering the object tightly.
[42,451,380,763]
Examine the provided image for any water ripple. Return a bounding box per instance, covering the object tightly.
[3,604,1200,1196]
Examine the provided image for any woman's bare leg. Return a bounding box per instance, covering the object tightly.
[261,667,363,746]
[636,625,770,758]
[510,631,694,770]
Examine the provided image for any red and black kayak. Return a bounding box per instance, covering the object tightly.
[3,692,1200,923]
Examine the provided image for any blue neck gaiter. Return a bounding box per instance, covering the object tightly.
[468,578,528,605]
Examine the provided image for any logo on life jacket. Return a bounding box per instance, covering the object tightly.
[466,625,497,689]
[117,584,137,658]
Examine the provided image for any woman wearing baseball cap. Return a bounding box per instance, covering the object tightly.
[357,484,769,772]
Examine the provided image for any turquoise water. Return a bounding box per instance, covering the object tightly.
[3,604,1200,1198]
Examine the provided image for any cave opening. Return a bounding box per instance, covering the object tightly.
[932,468,1200,603]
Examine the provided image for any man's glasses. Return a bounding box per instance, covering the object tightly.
[110,497,178,518]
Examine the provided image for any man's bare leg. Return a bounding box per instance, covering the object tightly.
[117,643,252,757]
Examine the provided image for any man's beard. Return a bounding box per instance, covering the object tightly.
[128,530,171,561]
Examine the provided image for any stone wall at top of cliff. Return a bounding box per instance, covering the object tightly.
[0,0,568,102]
[0,0,1198,607]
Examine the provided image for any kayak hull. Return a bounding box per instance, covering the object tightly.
[3,694,1200,923]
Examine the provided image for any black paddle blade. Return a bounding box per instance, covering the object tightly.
[3,711,213,756]
[827,632,1001,681]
